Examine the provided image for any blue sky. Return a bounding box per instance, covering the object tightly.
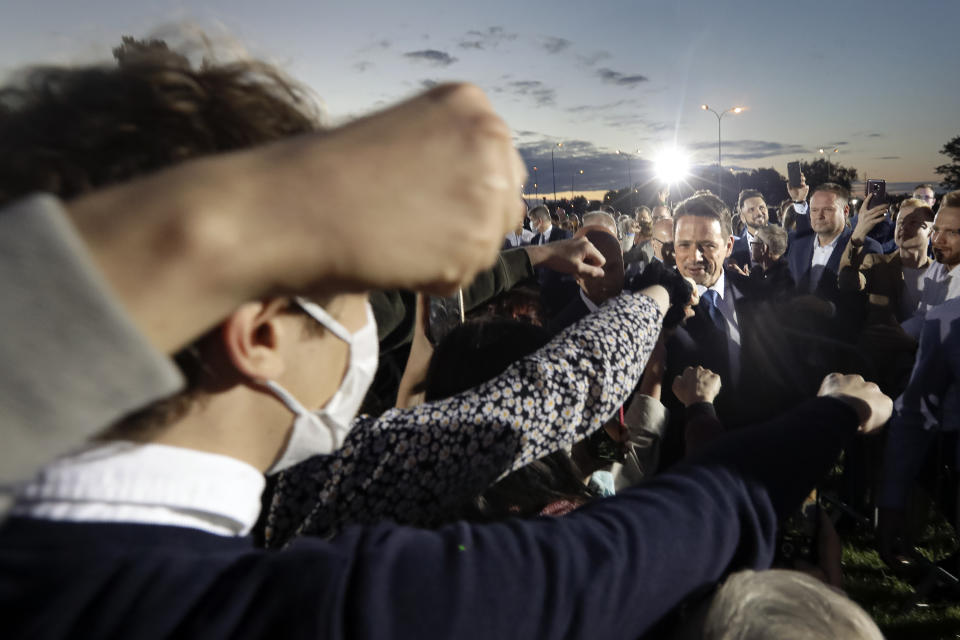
[2,0,958,194]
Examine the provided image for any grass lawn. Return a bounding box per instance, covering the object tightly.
[842,513,960,639]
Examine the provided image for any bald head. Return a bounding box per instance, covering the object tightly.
[652,218,674,262]
[652,205,672,221]
[583,211,619,237]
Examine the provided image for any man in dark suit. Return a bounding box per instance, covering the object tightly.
[786,183,882,301]
[546,212,624,333]
[729,189,770,269]
[528,204,572,245]
[663,192,752,432]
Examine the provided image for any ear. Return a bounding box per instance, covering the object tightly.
[724,234,735,259]
[220,298,294,382]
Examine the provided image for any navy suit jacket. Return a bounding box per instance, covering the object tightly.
[786,228,881,299]
[530,226,572,245]
[729,234,751,269]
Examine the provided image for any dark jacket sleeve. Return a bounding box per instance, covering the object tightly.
[286,397,860,640]
[370,249,534,353]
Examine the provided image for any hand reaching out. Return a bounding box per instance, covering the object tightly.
[817,373,892,433]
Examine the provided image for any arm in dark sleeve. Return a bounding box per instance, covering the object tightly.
[370,249,534,353]
[683,401,723,456]
[285,397,859,639]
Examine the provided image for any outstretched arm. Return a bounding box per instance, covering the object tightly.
[265,288,667,544]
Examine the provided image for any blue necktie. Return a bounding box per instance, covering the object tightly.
[701,289,726,333]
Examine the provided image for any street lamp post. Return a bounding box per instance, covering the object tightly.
[572,169,583,197]
[551,143,562,203]
[616,149,641,190]
[700,104,743,202]
[818,147,839,180]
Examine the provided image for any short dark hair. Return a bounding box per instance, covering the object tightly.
[737,189,764,211]
[810,182,850,210]
[528,204,550,221]
[673,190,732,237]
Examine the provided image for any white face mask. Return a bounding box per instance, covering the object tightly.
[263,298,379,474]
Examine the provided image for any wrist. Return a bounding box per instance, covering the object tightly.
[523,243,548,267]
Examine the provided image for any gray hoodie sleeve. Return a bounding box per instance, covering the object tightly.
[0,194,183,506]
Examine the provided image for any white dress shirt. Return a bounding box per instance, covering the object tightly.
[10,441,265,536]
[504,229,535,248]
[902,261,960,338]
[538,224,554,244]
[809,233,841,292]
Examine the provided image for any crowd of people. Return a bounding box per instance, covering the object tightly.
[1,36,956,638]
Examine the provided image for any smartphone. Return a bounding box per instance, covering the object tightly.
[865,179,887,207]
[425,290,465,346]
[787,161,802,189]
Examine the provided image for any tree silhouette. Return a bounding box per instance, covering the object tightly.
[935,135,960,190]
[799,158,857,191]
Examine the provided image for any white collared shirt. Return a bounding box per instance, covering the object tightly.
[9,441,265,536]
[744,229,759,265]
[695,271,739,342]
[505,229,535,248]
[579,288,600,313]
[538,224,554,244]
[809,233,841,291]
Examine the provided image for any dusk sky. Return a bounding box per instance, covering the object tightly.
[2,0,958,196]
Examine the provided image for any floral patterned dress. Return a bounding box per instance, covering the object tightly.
[263,292,663,547]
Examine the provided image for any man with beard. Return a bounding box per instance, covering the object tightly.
[730,189,769,269]
[903,190,960,335]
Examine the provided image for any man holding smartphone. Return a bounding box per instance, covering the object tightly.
[785,164,812,234]
[786,183,882,300]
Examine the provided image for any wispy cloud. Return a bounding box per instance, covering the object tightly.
[596,68,649,87]
[357,39,391,53]
[458,26,517,50]
[403,49,458,66]
[353,60,373,72]
[565,99,636,113]
[876,156,901,160]
[421,79,439,89]
[541,36,572,54]
[578,50,611,66]
[687,139,810,160]
[503,80,556,107]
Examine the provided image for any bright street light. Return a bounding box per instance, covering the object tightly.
[701,103,745,201]
[654,147,690,184]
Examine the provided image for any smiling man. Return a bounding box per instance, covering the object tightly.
[730,189,769,268]
[667,192,747,413]
[906,190,960,329]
